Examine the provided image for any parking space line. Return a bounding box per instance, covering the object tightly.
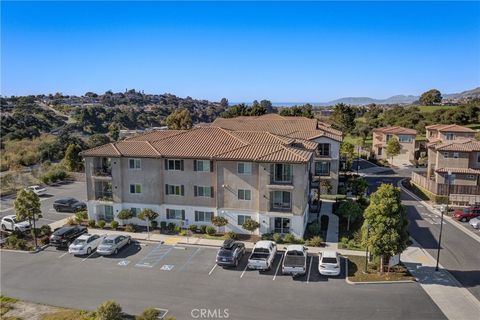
[177,248,201,272]
[240,263,248,278]
[81,251,98,262]
[135,244,172,268]
[306,256,313,284]
[58,252,68,259]
[208,264,217,276]
[273,255,283,280]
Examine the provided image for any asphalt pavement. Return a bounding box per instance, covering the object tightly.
[0,181,86,226]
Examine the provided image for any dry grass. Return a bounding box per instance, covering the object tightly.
[347,255,414,282]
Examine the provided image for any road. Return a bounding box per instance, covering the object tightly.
[0,244,445,320]
[0,181,86,226]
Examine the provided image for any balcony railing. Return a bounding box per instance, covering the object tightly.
[95,192,113,202]
[93,167,112,177]
[270,175,293,185]
[270,203,292,213]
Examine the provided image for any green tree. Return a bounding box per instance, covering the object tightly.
[138,208,159,239]
[260,99,273,113]
[63,143,83,172]
[349,177,369,198]
[166,108,193,129]
[220,98,229,108]
[386,137,401,165]
[13,189,42,247]
[362,184,409,273]
[331,103,356,133]
[242,219,260,235]
[337,200,363,231]
[250,100,267,116]
[108,122,120,141]
[136,308,160,320]
[96,300,123,320]
[117,209,133,226]
[88,134,110,148]
[419,89,442,105]
[211,216,228,233]
[340,142,355,171]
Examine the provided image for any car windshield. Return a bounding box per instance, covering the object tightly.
[103,239,115,245]
[11,217,18,223]
[463,208,470,213]
[73,239,86,245]
[322,257,338,264]
[218,249,233,257]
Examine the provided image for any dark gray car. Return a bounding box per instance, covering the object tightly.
[53,198,86,213]
[216,240,246,267]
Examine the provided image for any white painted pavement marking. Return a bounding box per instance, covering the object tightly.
[160,264,175,271]
[273,254,283,280]
[118,260,130,266]
[208,264,217,276]
[240,263,249,278]
[58,252,68,259]
[135,244,172,268]
[306,256,314,284]
[178,248,201,272]
[82,251,97,262]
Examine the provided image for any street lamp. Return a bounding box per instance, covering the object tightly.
[364,224,371,273]
[435,171,451,271]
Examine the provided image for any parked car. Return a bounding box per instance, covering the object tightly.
[97,234,132,255]
[68,234,105,255]
[216,239,246,267]
[50,225,88,248]
[318,251,341,276]
[25,185,47,196]
[53,198,86,213]
[282,245,307,276]
[1,215,31,233]
[247,240,277,271]
[452,207,480,222]
[469,217,480,229]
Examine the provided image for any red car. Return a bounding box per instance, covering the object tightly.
[453,206,480,222]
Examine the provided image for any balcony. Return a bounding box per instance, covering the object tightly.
[95,192,113,202]
[92,167,112,179]
[270,203,292,213]
[269,175,293,186]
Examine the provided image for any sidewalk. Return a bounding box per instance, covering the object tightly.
[320,200,339,250]
[402,240,480,320]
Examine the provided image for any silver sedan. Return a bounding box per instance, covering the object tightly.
[97,234,132,255]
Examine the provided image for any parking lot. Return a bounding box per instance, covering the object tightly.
[1,240,446,320]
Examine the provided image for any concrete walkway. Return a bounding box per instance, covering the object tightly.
[402,240,480,320]
[319,200,339,250]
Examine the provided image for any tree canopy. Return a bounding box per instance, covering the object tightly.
[330,103,356,133]
[386,137,401,163]
[166,108,193,130]
[14,189,42,225]
[419,89,442,105]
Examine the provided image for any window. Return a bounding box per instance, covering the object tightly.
[130,207,141,217]
[129,184,141,194]
[378,147,382,156]
[194,160,212,172]
[443,152,449,159]
[271,191,292,210]
[166,209,185,220]
[446,133,454,140]
[477,154,480,163]
[398,135,412,143]
[165,184,184,196]
[237,162,252,175]
[453,152,459,159]
[195,211,213,222]
[274,217,290,234]
[466,175,475,180]
[317,144,330,157]
[165,159,184,171]
[272,163,292,183]
[128,159,141,170]
[194,186,213,197]
[315,161,330,176]
[237,215,251,225]
[386,134,392,142]
[238,189,252,200]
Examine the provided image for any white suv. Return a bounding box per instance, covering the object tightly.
[25,185,47,196]
[1,215,31,233]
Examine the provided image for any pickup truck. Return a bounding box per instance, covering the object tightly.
[282,245,307,276]
[247,240,277,271]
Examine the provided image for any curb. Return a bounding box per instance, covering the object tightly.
[177,242,222,249]
[344,258,416,285]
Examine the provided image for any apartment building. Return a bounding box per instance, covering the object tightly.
[411,124,480,205]
[81,126,319,237]
[211,114,343,193]
[371,126,417,162]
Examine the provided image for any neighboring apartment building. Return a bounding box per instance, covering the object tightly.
[81,126,320,237]
[371,126,417,162]
[411,124,480,205]
[211,114,343,194]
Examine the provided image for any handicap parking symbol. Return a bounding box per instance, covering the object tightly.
[118,260,130,266]
[160,264,174,271]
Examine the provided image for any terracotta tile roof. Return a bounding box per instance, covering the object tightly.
[436,167,480,175]
[434,139,480,152]
[81,126,317,163]
[372,126,417,135]
[425,124,475,133]
[211,114,343,142]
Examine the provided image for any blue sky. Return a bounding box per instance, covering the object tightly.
[1,1,479,102]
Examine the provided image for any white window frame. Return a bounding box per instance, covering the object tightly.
[128,158,141,170]
[453,152,459,159]
[238,189,252,200]
[194,211,213,222]
[166,209,184,220]
[237,162,252,175]
[129,184,142,194]
[237,215,251,225]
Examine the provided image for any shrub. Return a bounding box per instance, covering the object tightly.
[160,221,167,230]
[151,221,158,229]
[76,210,88,220]
[96,300,122,320]
[179,230,187,236]
[225,231,237,240]
[125,224,136,233]
[136,308,160,320]
[110,221,119,229]
[167,223,176,231]
[261,233,273,240]
[97,220,106,229]
[273,233,283,243]
[284,233,296,243]
[88,219,96,228]
[5,235,19,247]
[206,226,216,235]
[41,237,50,245]
[308,223,321,236]
[173,225,181,234]
[40,225,52,236]
[189,224,198,232]
[305,236,323,247]
[199,225,207,234]
[75,215,84,225]
[31,228,42,239]
[66,216,77,226]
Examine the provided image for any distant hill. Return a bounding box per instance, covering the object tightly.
[316,87,480,106]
